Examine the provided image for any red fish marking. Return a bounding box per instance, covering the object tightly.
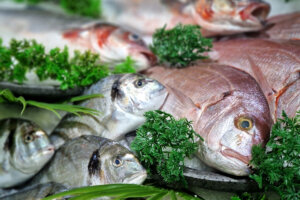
[195,0,214,20]
[63,28,82,39]
[239,2,270,21]
[95,26,117,47]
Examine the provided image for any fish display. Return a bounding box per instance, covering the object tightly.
[0,119,54,188]
[144,64,272,176]
[102,0,270,37]
[51,73,168,149]
[31,136,147,188]
[0,8,155,71]
[211,38,300,121]
[263,12,300,40]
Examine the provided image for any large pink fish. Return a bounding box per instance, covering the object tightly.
[144,64,272,176]
[211,38,300,121]
[102,0,270,37]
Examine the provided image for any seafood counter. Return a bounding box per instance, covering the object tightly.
[0,0,299,200]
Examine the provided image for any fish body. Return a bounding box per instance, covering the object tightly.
[0,119,54,188]
[0,8,155,71]
[102,0,270,37]
[263,12,300,40]
[144,64,272,176]
[211,38,300,121]
[32,136,147,188]
[51,73,168,149]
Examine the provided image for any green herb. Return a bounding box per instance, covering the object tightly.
[231,192,266,200]
[43,183,201,200]
[250,111,300,200]
[150,24,212,68]
[0,89,103,118]
[13,0,102,18]
[131,110,201,187]
[0,38,136,90]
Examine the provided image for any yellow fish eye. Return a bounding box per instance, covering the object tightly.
[134,78,146,88]
[24,133,35,143]
[236,117,253,131]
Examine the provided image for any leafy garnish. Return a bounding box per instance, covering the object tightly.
[43,184,201,200]
[0,89,102,118]
[0,39,136,90]
[150,24,212,68]
[250,111,300,200]
[131,110,201,187]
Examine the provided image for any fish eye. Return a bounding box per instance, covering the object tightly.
[134,78,146,88]
[129,33,140,41]
[113,158,123,167]
[236,117,253,131]
[24,133,35,143]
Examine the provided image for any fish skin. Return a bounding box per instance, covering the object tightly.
[0,119,54,188]
[211,38,300,121]
[263,12,300,41]
[144,64,272,176]
[51,73,168,149]
[0,8,155,71]
[101,0,270,37]
[31,136,147,188]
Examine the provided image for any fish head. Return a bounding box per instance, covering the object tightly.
[192,0,270,34]
[63,23,156,70]
[92,142,147,184]
[196,90,271,176]
[111,74,168,116]
[10,119,54,174]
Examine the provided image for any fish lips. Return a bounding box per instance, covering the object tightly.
[239,2,270,26]
[123,171,147,184]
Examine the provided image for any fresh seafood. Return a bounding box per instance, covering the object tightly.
[211,38,300,121]
[0,8,155,71]
[0,119,54,188]
[144,64,272,176]
[31,136,147,188]
[102,0,270,37]
[51,73,168,149]
[263,12,300,40]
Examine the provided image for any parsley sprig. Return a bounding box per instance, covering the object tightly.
[250,111,300,200]
[131,110,202,187]
[0,38,135,90]
[150,24,212,68]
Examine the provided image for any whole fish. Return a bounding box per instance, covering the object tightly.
[211,38,300,121]
[144,64,272,176]
[51,73,168,149]
[0,8,155,71]
[262,12,300,40]
[0,119,54,188]
[31,136,147,188]
[102,0,270,37]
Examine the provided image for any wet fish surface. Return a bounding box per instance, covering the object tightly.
[0,8,155,71]
[211,38,300,121]
[31,135,147,188]
[0,119,54,188]
[144,64,272,176]
[51,73,168,149]
[102,0,270,37]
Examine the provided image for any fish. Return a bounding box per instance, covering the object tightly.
[101,0,270,38]
[0,8,155,71]
[0,119,54,188]
[143,64,272,176]
[51,73,168,149]
[31,135,147,188]
[210,38,300,121]
[262,12,300,40]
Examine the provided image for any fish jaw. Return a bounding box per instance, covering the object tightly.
[123,171,147,184]
[191,0,270,35]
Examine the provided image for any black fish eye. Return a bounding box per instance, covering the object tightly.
[129,33,140,41]
[134,78,146,88]
[24,133,34,143]
[113,158,123,167]
[236,117,253,131]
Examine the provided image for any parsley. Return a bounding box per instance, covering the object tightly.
[150,24,212,68]
[0,38,136,90]
[131,110,202,187]
[250,111,300,200]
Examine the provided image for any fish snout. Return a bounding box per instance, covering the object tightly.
[140,50,157,66]
[239,2,270,24]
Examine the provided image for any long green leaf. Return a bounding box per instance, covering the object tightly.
[69,94,104,103]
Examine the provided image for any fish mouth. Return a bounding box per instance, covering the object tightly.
[123,171,147,184]
[239,2,270,25]
[221,147,250,165]
[140,51,157,66]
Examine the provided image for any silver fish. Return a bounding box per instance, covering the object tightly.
[0,8,155,71]
[51,73,168,149]
[0,119,54,188]
[32,136,147,188]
